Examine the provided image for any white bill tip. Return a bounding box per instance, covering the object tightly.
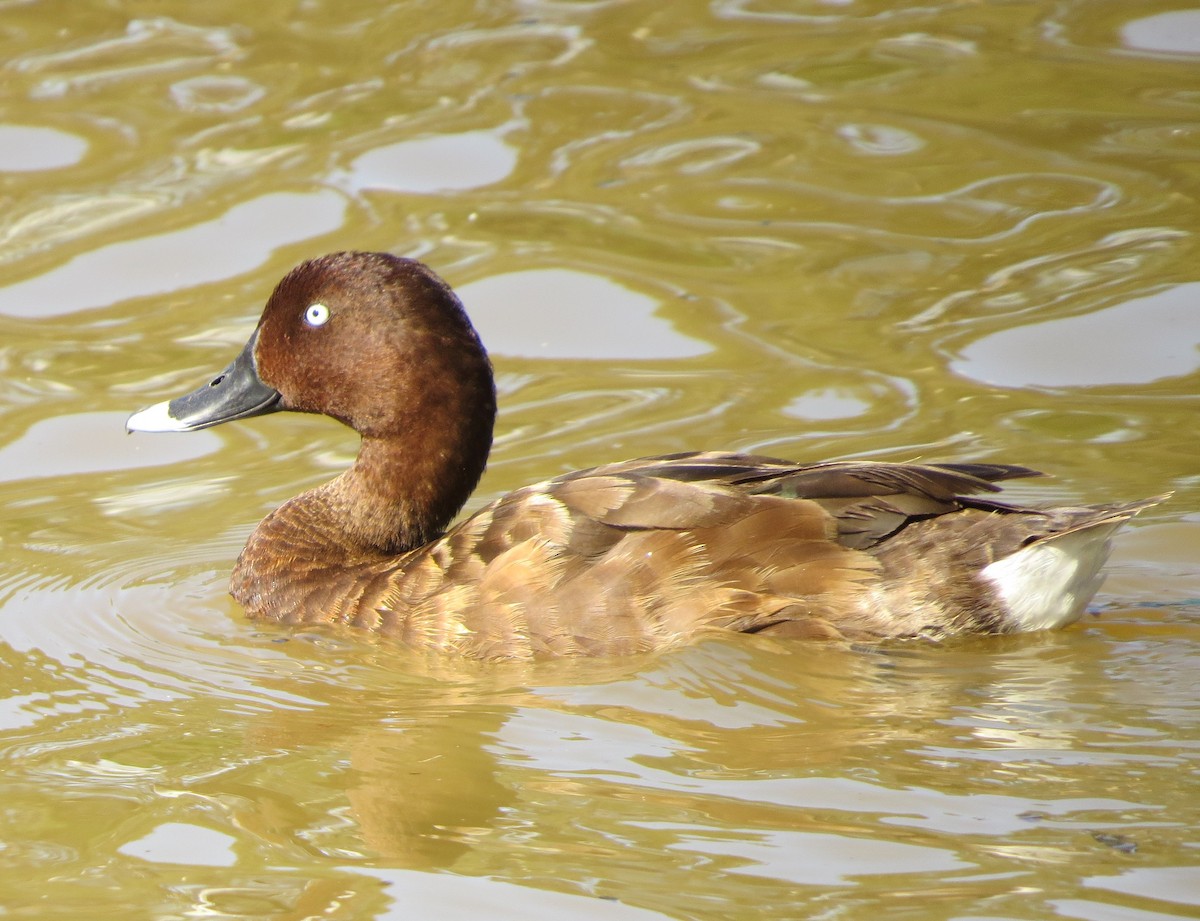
[126,400,188,433]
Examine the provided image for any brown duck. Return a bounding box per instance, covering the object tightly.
[127,251,1161,658]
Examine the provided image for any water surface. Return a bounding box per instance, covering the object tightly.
[1,2,1197,919]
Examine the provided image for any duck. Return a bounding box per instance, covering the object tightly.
[127,251,1162,659]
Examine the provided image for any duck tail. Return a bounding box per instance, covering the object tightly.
[982,495,1168,632]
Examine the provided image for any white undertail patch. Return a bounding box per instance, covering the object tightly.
[982,523,1122,632]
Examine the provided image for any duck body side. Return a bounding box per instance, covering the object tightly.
[127,252,1163,659]
[228,450,1154,659]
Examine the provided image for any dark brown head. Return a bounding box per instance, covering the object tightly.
[128,252,498,545]
[254,252,495,443]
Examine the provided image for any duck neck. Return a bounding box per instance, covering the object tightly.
[256,425,491,560]
[325,432,489,555]
[231,417,493,623]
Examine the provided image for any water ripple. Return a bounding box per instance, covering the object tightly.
[10,18,243,98]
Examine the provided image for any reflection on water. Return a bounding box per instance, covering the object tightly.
[337,131,519,195]
[1085,867,1200,907]
[0,123,88,172]
[460,269,710,359]
[1121,11,1200,56]
[650,826,970,884]
[784,387,871,422]
[12,16,242,99]
[952,283,1200,389]
[119,822,238,867]
[0,191,347,318]
[0,412,219,482]
[0,1,1198,920]
[343,866,673,921]
[169,75,265,114]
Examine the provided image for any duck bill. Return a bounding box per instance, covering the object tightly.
[126,330,282,433]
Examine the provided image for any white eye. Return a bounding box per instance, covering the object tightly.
[304,303,330,327]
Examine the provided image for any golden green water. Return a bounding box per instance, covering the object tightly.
[2,1,1198,918]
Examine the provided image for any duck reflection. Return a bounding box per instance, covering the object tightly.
[211,625,1154,885]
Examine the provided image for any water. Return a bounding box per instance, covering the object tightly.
[1,1,1197,918]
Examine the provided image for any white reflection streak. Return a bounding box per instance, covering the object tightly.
[707,172,1120,245]
[901,226,1188,330]
[491,706,1152,836]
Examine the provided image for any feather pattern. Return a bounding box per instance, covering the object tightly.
[233,451,1161,658]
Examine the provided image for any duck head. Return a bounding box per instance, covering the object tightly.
[128,252,498,549]
[129,251,495,436]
